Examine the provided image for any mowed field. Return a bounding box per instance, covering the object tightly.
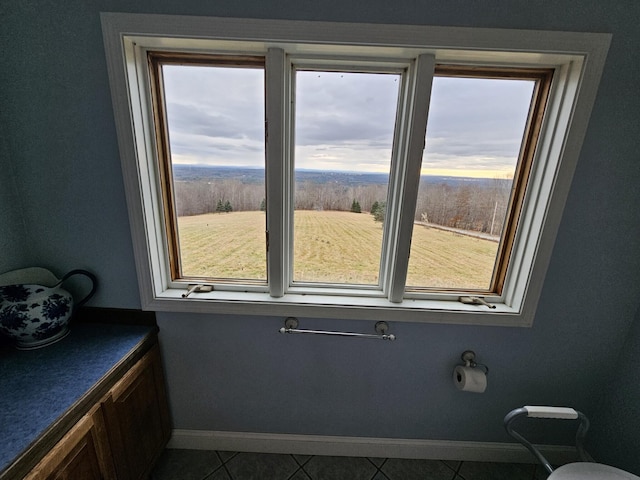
[177,210,498,289]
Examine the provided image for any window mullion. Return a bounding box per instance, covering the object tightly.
[386,54,436,303]
[265,48,288,297]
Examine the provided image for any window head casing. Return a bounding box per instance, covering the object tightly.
[101,13,610,326]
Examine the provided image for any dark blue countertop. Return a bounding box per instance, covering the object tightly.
[0,323,156,474]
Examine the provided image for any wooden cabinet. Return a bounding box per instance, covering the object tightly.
[102,345,171,480]
[25,344,170,480]
[24,405,116,480]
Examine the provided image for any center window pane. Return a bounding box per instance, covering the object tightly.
[293,70,400,285]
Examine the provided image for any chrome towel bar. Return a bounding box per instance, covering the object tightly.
[279,317,396,341]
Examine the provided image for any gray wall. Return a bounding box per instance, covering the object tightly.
[0,121,29,273]
[2,0,639,472]
[589,306,640,474]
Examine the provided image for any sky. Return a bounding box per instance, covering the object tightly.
[163,65,535,178]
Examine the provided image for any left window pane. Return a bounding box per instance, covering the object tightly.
[158,62,267,281]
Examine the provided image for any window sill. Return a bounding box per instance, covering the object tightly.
[144,288,529,327]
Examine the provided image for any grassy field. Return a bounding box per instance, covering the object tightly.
[177,210,498,289]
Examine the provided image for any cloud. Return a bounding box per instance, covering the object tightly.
[166,103,251,139]
[294,71,399,148]
[424,76,533,159]
[295,144,393,172]
[163,65,265,165]
[161,64,535,177]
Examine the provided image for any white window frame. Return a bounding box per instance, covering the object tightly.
[101,12,610,326]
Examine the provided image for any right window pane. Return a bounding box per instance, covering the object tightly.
[406,71,543,292]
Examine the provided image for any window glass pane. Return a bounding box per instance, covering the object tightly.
[293,70,400,285]
[407,75,535,291]
[162,64,266,281]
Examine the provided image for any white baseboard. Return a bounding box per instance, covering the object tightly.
[168,430,577,465]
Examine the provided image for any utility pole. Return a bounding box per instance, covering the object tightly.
[490,201,498,236]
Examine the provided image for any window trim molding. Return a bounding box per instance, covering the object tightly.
[101,12,610,326]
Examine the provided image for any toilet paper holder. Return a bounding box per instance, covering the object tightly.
[454,350,490,393]
[460,350,489,374]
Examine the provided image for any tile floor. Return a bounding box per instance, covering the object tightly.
[151,449,551,480]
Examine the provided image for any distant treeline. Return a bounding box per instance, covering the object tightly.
[173,167,512,235]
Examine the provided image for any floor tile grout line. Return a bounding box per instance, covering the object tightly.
[192,451,225,480]
[371,457,390,480]
[295,455,316,480]
[220,461,234,480]
[284,465,305,480]
[365,456,387,471]
[293,453,314,479]
[372,469,391,480]
[200,460,224,480]
[218,450,240,464]
[443,459,461,480]
[214,451,236,480]
[293,454,314,467]
[202,464,228,480]
[456,461,467,480]
[451,462,462,480]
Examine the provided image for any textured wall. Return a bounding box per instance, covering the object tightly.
[1,0,639,470]
[589,307,640,474]
[0,121,29,273]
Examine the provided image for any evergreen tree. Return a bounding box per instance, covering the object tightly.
[372,201,386,223]
[260,198,266,211]
[224,200,233,213]
[351,199,361,213]
[370,201,379,215]
[216,199,224,212]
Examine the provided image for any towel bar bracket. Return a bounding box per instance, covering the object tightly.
[284,317,299,330]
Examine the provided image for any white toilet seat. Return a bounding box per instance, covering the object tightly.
[549,463,640,479]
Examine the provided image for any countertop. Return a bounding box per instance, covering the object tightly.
[0,322,157,476]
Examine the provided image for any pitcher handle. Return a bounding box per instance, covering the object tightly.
[59,269,98,308]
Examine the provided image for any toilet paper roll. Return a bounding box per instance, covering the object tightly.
[453,365,487,393]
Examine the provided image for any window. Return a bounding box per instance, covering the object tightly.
[405,67,552,295]
[102,13,610,325]
[292,69,400,287]
[149,54,267,283]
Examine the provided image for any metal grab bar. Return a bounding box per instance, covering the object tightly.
[503,406,591,475]
[279,318,396,341]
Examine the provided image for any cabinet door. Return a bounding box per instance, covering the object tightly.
[24,405,116,480]
[102,345,171,480]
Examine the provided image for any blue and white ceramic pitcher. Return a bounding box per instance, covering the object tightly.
[0,268,97,349]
